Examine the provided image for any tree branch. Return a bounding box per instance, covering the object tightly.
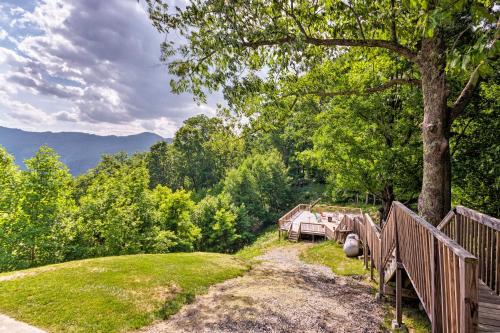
[344,0,366,40]
[241,37,418,62]
[291,78,421,98]
[449,64,482,122]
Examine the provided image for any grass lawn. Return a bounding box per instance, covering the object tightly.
[235,228,291,260]
[382,303,431,332]
[300,240,367,276]
[0,253,248,333]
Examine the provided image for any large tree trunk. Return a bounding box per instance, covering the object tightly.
[418,37,452,226]
[381,183,395,224]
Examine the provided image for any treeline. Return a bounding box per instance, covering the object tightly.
[0,116,295,271]
[1,75,497,271]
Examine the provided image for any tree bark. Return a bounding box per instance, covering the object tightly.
[381,183,395,223]
[418,36,451,226]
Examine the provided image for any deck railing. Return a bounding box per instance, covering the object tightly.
[380,202,479,332]
[365,214,381,280]
[438,206,500,295]
[300,222,325,235]
[332,213,364,242]
[278,201,492,332]
[381,207,396,268]
[277,204,309,229]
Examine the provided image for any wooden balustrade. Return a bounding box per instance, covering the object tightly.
[300,222,325,235]
[365,214,381,280]
[277,204,309,229]
[381,209,396,267]
[278,201,495,332]
[438,206,500,295]
[383,202,479,332]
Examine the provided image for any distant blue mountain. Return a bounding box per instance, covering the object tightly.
[0,126,170,175]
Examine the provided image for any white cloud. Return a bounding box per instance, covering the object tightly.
[0,91,52,124]
[0,29,7,40]
[0,0,222,137]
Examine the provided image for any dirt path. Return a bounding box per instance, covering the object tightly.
[139,244,384,333]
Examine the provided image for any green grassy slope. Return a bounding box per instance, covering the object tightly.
[300,240,367,276]
[235,229,292,260]
[0,253,248,333]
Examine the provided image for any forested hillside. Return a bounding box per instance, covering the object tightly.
[1,0,498,275]
[0,126,168,175]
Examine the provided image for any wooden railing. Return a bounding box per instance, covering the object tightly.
[277,204,309,229]
[300,222,325,235]
[438,206,500,295]
[333,214,364,242]
[365,214,381,280]
[376,202,479,332]
[278,201,493,332]
[396,203,478,332]
[381,206,396,268]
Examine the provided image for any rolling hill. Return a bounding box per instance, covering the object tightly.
[0,126,169,175]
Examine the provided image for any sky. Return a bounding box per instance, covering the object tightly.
[0,0,220,137]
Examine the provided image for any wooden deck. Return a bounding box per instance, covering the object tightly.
[278,204,362,242]
[278,202,500,332]
[479,281,500,332]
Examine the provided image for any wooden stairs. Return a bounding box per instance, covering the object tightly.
[289,230,299,242]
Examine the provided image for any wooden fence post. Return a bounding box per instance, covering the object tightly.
[370,255,375,281]
[455,214,462,247]
[460,257,478,333]
[430,235,442,333]
[392,210,404,330]
[379,237,385,300]
[364,217,368,269]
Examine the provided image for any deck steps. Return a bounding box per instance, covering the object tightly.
[288,230,299,242]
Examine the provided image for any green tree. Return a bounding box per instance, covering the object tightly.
[148,185,200,252]
[223,150,291,228]
[17,146,75,268]
[148,141,182,189]
[193,192,252,252]
[173,114,242,190]
[451,78,500,216]
[74,157,152,257]
[147,0,498,224]
[0,147,22,270]
[301,84,423,219]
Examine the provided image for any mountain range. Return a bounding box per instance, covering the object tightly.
[0,126,169,175]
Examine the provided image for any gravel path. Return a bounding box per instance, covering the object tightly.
[139,244,384,333]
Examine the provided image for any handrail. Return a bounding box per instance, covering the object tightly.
[309,198,322,209]
[377,201,479,332]
[300,222,325,234]
[277,204,309,229]
[436,210,456,230]
[455,206,500,230]
[438,206,500,295]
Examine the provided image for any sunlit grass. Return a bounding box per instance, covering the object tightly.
[0,253,249,333]
[235,228,292,260]
[299,240,367,276]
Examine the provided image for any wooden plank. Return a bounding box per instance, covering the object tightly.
[437,210,456,231]
[456,206,500,231]
[431,235,442,331]
[396,263,403,326]
[497,231,500,295]
[456,213,462,246]
[461,257,479,333]
[440,244,449,333]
